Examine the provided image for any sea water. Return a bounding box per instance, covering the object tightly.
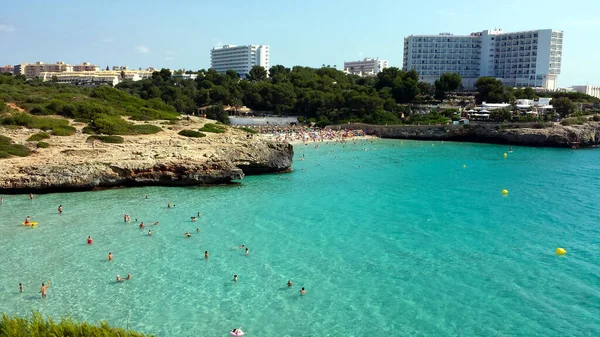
[1,140,599,337]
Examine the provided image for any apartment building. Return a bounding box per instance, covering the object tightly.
[571,85,600,99]
[22,61,73,77]
[403,29,563,90]
[0,65,13,74]
[40,70,154,85]
[343,58,388,76]
[210,45,270,77]
[73,62,100,72]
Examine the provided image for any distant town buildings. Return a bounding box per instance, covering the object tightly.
[40,69,154,86]
[210,44,270,77]
[171,73,198,80]
[403,29,563,90]
[571,85,600,99]
[343,58,388,76]
[0,65,14,74]
[112,66,129,71]
[73,62,100,72]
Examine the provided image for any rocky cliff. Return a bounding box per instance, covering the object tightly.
[330,122,600,148]
[0,118,293,193]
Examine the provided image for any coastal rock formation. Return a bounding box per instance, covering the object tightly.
[330,122,600,148]
[0,119,293,193]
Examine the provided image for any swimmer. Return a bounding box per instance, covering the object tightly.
[196,228,200,232]
[126,273,131,280]
[300,287,306,295]
[148,230,152,236]
[153,222,159,225]
[245,248,249,255]
[87,236,93,244]
[185,232,191,237]
[116,275,123,282]
[191,216,197,221]
[204,250,209,259]
[24,216,31,225]
[168,202,172,208]
[58,205,62,214]
[108,252,113,261]
[233,274,238,282]
[40,281,50,298]
[29,193,34,200]
[240,244,245,249]
[19,283,23,292]
[287,280,293,287]
[197,212,201,217]
[139,222,145,229]
[145,195,149,199]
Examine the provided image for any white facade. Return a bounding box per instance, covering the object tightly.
[571,85,600,99]
[210,45,270,78]
[343,58,388,76]
[403,29,563,90]
[40,70,154,86]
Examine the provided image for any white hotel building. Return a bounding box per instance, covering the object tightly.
[403,29,563,90]
[343,58,388,76]
[571,85,600,99]
[210,45,270,78]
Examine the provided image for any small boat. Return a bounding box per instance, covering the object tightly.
[230,328,245,336]
[22,222,38,227]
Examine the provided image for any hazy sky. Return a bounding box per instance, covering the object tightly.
[1,0,598,87]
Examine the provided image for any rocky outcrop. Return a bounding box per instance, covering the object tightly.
[329,122,600,148]
[0,120,293,193]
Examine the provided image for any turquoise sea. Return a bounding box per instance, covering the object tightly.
[1,139,599,337]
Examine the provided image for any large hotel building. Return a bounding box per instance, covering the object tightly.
[403,29,563,90]
[210,45,270,77]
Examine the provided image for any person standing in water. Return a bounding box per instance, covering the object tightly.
[24,216,31,225]
[287,280,293,287]
[87,236,93,244]
[148,230,152,236]
[233,274,238,282]
[58,205,63,214]
[204,251,209,259]
[29,193,34,200]
[19,283,23,292]
[108,252,113,261]
[300,287,306,295]
[40,281,50,298]
[245,248,249,255]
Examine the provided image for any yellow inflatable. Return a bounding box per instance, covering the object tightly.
[556,248,567,255]
[22,222,38,227]
[462,165,467,169]
[502,189,508,195]
[503,153,508,158]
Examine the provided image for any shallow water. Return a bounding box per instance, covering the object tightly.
[1,139,599,337]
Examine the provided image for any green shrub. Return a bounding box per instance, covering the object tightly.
[178,130,206,138]
[0,112,75,135]
[0,136,31,158]
[27,132,50,141]
[239,127,257,134]
[0,312,153,337]
[560,119,570,126]
[87,135,125,143]
[199,123,227,133]
[37,141,50,148]
[132,124,162,134]
[0,151,10,158]
[52,125,76,136]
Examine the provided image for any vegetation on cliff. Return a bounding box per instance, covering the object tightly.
[0,312,152,337]
[0,135,31,158]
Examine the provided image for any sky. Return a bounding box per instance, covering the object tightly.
[1,0,599,87]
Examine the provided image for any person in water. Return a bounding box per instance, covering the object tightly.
[139,222,145,229]
[108,252,113,261]
[168,203,172,208]
[204,251,209,259]
[153,222,159,225]
[24,216,31,225]
[245,248,249,255]
[19,283,23,292]
[196,228,200,232]
[126,273,132,280]
[29,193,34,200]
[191,216,197,221]
[184,232,191,237]
[197,212,201,217]
[233,274,238,282]
[40,281,50,298]
[58,205,62,214]
[300,287,306,295]
[287,280,293,287]
[148,230,152,236]
[87,236,93,244]
[116,275,123,282]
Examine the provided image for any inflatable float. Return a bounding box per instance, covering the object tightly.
[22,222,38,227]
[230,328,245,336]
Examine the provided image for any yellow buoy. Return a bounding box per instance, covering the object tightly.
[502,189,508,195]
[503,153,508,157]
[556,248,567,255]
[462,165,466,169]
